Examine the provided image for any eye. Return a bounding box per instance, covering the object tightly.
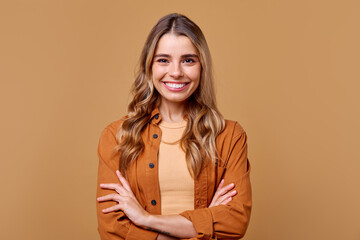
[156,58,168,63]
[184,58,195,63]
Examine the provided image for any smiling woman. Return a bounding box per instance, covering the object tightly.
[152,34,201,110]
[96,13,251,240]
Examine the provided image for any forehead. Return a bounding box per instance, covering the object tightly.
[154,33,198,55]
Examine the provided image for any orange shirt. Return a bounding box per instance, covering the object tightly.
[96,108,252,240]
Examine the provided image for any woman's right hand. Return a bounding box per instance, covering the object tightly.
[209,179,237,207]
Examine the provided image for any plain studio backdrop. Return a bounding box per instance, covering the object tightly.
[0,1,359,239]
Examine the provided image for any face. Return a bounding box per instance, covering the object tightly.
[152,33,201,106]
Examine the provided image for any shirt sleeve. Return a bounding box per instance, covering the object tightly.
[179,123,252,240]
[96,127,159,240]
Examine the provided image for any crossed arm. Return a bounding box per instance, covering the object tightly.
[97,170,236,239]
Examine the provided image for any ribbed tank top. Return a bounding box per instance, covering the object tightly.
[158,120,194,215]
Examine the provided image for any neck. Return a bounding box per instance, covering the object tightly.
[158,99,186,123]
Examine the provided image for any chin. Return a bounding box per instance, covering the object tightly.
[161,96,190,104]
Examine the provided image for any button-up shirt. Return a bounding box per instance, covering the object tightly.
[96,108,252,240]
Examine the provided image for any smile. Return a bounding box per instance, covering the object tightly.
[162,82,189,91]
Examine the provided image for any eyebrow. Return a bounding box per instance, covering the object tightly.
[153,54,199,58]
[182,54,199,58]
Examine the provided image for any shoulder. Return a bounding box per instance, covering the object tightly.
[97,116,128,152]
[216,120,247,161]
[100,116,128,137]
[217,119,246,140]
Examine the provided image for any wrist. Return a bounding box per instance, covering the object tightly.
[138,212,153,229]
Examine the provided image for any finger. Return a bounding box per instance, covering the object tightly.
[116,170,132,193]
[222,183,235,193]
[100,183,127,195]
[215,183,235,197]
[102,204,123,213]
[221,197,233,205]
[209,180,231,207]
[216,190,237,205]
[100,183,121,190]
[217,179,224,190]
[97,193,121,202]
[212,179,225,199]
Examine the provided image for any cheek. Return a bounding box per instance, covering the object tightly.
[185,66,201,81]
[152,65,167,80]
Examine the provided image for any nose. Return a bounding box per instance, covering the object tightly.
[169,62,183,79]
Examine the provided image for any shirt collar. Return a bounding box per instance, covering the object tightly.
[149,107,161,125]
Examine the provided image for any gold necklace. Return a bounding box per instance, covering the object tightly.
[160,138,181,145]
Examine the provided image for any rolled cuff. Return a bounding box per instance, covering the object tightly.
[126,224,159,240]
[179,170,251,240]
[179,208,213,240]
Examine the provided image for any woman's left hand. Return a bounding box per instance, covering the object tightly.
[208,179,237,208]
[97,170,149,227]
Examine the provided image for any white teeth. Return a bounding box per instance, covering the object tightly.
[164,82,187,89]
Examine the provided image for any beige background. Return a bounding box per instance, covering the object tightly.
[1,0,359,239]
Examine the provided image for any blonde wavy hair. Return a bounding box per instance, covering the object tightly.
[117,13,225,179]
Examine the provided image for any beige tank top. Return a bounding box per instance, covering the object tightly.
[158,120,194,215]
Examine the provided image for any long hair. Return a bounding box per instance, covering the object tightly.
[117,13,225,179]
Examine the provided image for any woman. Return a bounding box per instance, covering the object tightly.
[96,13,251,240]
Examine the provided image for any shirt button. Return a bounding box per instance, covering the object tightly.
[154,114,159,119]
[151,200,157,205]
[149,163,154,168]
[153,134,158,139]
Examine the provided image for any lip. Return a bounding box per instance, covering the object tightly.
[162,81,190,92]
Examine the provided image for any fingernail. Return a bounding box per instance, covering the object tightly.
[232,190,237,194]
[100,184,104,187]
